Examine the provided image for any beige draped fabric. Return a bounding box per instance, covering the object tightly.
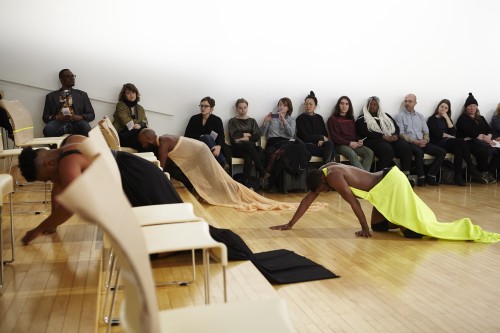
[169,137,327,212]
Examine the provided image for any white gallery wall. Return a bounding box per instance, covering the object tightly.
[1,0,499,137]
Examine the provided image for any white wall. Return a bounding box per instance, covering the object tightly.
[1,0,499,138]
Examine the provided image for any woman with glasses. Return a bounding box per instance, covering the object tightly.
[355,96,414,183]
[184,96,230,172]
[427,98,485,185]
[296,91,334,164]
[112,83,148,151]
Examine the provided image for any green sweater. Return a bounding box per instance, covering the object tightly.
[112,101,148,133]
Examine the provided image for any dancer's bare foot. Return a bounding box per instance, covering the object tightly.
[22,229,43,245]
[22,227,57,245]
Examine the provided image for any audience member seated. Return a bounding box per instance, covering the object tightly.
[296,91,334,164]
[427,99,485,185]
[0,93,14,140]
[184,96,230,172]
[112,83,148,151]
[355,96,414,184]
[456,93,499,182]
[260,97,301,193]
[42,69,95,137]
[227,98,268,180]
[327,95,373,171]
[491,103,500,141]
[395,93,446,187]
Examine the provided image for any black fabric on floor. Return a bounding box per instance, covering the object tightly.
[209,226,339,284]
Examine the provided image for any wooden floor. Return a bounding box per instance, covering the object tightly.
[1,173,500,332]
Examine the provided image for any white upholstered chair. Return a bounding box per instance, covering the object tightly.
[81,128,228,327]
[0,174,14,290]
[98,115,138,153]
[57,155,296,333]
[0,99,67,148]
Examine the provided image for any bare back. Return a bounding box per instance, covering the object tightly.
[58,135,91,188]
[158,134,180,152]
[325,163,383,193]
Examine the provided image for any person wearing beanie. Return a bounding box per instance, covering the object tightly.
[427,98,486,185]
[456,92,499,183]
[395,94,446,187]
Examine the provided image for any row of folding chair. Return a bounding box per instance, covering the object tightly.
[58,151,297,332]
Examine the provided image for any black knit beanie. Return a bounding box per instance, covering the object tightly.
[464,92,478,108]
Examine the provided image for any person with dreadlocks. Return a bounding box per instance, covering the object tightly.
[270,162,500,243]
[18,134,182,245]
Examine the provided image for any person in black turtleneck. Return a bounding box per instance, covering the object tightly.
[296,91,334,164]
[112,83,148,151]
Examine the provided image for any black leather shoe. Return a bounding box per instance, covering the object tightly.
[425,175,439,186]
[417,177,426,187]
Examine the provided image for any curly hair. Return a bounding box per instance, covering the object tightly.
[118,83,141,102]
[306,169,324,192]
[18,147,40,182]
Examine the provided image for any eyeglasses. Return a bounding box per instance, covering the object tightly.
[404,100,415,103]
[62,74,76,79]
[199,105,211,109]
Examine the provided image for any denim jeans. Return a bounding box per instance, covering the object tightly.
[199,134,227,167]
[43,120,91,136]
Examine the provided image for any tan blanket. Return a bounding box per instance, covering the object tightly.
[169,136,327,212]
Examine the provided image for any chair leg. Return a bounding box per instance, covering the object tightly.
[3,194,14,264]
[0,206,3,290]
[223,266,227,303]
[105,269,121,333]
[103,253,120,325]
[203,249,210,304]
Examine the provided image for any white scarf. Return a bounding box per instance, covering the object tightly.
[362,98,395,136]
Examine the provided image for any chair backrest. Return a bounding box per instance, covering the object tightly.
[80,126,121,182]
[57,155,160,333]
[0,99,34,145]
[98,115,121,150]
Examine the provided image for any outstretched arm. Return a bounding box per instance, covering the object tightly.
[158,141,170,170]
[332,175,371,238]
[22,185,74,245]
[270,191,320,230]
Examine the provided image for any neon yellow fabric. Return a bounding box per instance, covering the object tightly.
[350,167,500,243]
[169,136,328,212]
